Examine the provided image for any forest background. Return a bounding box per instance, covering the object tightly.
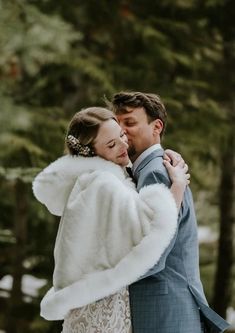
[0,0,234,332]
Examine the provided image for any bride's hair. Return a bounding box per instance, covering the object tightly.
[65,107,116,157]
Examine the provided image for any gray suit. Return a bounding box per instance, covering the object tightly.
[129,149,229,333]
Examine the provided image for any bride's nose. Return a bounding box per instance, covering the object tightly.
[121,140,128,149]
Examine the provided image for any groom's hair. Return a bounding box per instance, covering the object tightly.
[109,91,167,136]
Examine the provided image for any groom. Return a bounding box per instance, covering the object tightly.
[110,92,229,333]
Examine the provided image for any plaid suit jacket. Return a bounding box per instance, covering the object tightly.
[129,149,229,333]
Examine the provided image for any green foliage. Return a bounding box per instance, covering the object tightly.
[200,263,217,302]
[0,0,80,75]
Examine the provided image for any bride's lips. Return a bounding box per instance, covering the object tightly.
[118,151,128,158]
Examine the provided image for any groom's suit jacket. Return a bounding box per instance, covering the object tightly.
[129,148,230,333]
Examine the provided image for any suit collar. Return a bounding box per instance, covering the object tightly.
[132,144,162,173]
[134,148,164,178]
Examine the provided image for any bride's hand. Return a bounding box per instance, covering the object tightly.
[163,149,184,167]
[163,159,190,187]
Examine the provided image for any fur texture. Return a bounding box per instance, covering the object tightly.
[33,155,178,320]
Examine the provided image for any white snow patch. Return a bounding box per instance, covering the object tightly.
[0,274,47,298]
[227,307,235,329]
[198,226,217,244]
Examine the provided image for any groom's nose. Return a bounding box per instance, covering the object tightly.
[119,123,128,134]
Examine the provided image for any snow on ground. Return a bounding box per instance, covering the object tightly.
[227,307,235,329]
[198,225,217,244]
[0,274,47,299]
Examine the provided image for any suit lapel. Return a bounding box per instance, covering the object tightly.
[134,148,164,180]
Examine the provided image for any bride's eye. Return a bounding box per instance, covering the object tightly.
[108,142,115,148]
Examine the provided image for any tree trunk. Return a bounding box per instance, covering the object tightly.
[5,180,28,333]
[212,0,235,316]
[212,128,235,318]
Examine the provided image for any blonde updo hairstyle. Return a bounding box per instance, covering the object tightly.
[65,107,117,157]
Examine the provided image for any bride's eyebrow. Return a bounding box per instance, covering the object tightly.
[106,138,115,145]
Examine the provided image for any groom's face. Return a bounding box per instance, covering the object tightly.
[117,107,162,162]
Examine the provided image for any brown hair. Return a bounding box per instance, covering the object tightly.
[65,107,116,156]
[109,91,167,136]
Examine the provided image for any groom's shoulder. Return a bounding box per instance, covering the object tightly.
[146,157,170,182]
[137,150,171,187]
[142,149,168,174]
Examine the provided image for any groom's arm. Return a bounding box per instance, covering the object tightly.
[137,169,184,279]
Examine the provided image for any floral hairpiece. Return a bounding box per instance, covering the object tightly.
[66,135,95,157]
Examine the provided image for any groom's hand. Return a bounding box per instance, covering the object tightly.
[164,149,185,167]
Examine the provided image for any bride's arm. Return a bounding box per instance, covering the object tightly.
[164,159,190,210]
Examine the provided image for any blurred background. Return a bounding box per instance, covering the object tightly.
[0,0,234,332]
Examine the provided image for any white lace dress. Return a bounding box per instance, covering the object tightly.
[61,287,132,333]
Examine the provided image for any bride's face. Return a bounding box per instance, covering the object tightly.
[93,119,129,166]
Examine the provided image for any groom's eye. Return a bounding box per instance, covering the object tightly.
[125,121,136,126]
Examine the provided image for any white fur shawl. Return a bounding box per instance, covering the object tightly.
[33,155,177,320]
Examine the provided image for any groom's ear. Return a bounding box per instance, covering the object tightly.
[152,119,163,136]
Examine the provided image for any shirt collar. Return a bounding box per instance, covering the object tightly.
[132,144,162,174]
